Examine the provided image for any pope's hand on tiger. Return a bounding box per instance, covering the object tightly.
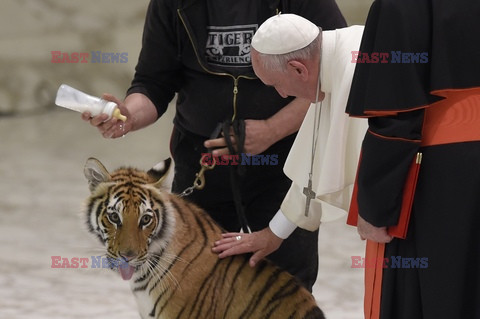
[212,227,283,267]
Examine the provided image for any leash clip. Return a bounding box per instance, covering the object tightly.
[193,154,216,190]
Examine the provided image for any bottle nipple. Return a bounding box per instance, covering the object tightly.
[112,108,127,122]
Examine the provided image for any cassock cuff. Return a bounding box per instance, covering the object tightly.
[269,209,297,239]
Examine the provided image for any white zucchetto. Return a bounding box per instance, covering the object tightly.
[252,13,320,55]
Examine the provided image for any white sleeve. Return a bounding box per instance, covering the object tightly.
[269,209,297,239]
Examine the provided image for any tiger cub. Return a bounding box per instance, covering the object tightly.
[83,157,325,319]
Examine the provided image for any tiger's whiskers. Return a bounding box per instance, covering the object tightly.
[143,253,180,292]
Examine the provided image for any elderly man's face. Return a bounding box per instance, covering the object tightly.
[251,50,296,98]
[251,50,313,101]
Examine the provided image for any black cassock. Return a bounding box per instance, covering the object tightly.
[346,0,480,318]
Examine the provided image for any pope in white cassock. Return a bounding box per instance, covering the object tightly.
[213,14,368,265]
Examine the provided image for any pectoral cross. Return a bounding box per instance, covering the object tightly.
[303,174,316,217]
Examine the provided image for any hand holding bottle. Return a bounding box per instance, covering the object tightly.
[55,84,131,138]
[81,93,133,139]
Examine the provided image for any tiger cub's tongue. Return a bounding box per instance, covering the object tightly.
[119,265,135,280]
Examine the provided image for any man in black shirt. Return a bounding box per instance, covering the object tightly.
[82,0,346,291]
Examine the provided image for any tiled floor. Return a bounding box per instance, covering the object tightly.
[0,109,366,318]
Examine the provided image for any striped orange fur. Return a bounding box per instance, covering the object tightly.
[83,158,324,319]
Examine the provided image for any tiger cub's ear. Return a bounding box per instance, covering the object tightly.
[84,157,111,192]
[148,158,173,190]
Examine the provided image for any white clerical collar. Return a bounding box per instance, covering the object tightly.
[320,29,336,94]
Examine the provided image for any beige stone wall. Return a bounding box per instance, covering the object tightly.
[0,0,373,116]
[0,0,150,115]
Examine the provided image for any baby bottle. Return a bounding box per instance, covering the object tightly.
[55,84,127,121]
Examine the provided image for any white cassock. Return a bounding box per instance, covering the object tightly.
[272,25,368,234]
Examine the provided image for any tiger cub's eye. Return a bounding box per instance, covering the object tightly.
[140,214,152,226]
[107,212,121,225]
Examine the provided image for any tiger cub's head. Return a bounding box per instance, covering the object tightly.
[83,157,174,280]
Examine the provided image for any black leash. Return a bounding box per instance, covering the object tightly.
[221,119,251,233]
[180,120,251,234]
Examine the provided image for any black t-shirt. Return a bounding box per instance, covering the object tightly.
[205,0,260,74]
[127,0,347,137]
